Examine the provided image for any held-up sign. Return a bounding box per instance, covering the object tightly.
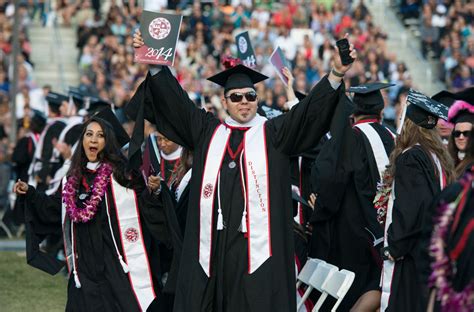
[235,31,257,68]
[270,46,291,85]
[135,11,182,66]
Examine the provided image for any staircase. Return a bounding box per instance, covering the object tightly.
[365,0,445,96]
[29,20,79,92]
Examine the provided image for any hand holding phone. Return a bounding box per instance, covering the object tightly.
[336,38,354,66]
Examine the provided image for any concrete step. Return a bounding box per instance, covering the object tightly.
[34,62,79,72]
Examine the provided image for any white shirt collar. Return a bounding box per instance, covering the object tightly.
[161,146,183,161]
[224,115,267,127]
[86,162,101,170]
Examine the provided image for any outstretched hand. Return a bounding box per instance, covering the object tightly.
[333,33,357,74]
[133,29,145,49]
[13,179,28,195]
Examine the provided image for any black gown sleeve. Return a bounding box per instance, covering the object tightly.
[268,75,341,156]
[12,137,33,170]
[38,121,66,180]
[22,185,64,274]
[387,150,430,259]
[144,68,217,150]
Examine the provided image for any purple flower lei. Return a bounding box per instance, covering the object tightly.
[429,172,474,312]
[62,163,113,223]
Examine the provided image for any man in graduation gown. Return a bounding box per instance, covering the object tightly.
[29,92,68,192]
[309,83,395,310]
[156,131,182,189]
[127,32,356,311]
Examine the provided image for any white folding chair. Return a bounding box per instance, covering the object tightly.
[320,269,356,312]
[296,258,325,288]
[297,261,338,311]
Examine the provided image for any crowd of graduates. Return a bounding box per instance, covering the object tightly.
[0,1,473,312]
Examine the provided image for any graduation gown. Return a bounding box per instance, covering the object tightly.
[34,119,67,190]
[23,170,170,312]
[383,146,441,312]
[11,134,37,224]
[309,119,394,310]
[127,67,341,311]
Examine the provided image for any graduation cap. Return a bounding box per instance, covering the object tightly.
[90,107,130,147]
[431,87,474,107]
[68,88,85,110]
[86,97,112,115]
[45,91,68,109]
[207,64,268,93]
[348,82,394,115]
[447,100,474,124]
[406,89,448,129]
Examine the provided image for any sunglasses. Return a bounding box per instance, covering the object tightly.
[453,130,471,138]
[225,91,257,103]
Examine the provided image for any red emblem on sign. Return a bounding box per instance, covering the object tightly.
[148,17,171,40]
[124,228,139,243]
[203,183,213,199]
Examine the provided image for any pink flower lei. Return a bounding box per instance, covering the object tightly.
[62,162,113,223]
[429,171,474,311]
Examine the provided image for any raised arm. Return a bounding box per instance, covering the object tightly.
[269,36,356,155]
[128,31,217,150]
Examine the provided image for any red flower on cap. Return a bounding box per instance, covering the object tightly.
[221,55,242,69]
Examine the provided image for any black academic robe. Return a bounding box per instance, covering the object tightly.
[429,168,474,311]
[309,120,394,310]
[11,134,37,224]
[384,146,441,312]
[22,170,170,312]
[36,119,66,190]
[129,67,341,311]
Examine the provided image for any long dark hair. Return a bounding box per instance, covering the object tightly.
[67,117,129,186]
[454,130,474,177]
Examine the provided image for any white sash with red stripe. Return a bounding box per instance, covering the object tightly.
[199,125,231,276]
[110,177,156,311]
[199,122,271,276]
[243,123,271,274]
[354,123,390,180]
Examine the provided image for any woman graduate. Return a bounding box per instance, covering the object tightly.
[447,99,474,177]
[13,108,169,312]
[428,145,474,312]
[379,90,455,311]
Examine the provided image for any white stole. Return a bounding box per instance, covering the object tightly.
[354,123,390,180]
[199,122,271,277]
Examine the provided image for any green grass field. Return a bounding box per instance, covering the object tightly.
[0,251,67,311]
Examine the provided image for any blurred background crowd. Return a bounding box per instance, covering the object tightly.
[0,0,472,235]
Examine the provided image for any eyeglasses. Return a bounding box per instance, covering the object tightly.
[453,130,471,138]
[225,91,257,103]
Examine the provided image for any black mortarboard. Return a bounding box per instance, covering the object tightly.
[90,107,130,147]
[31,109,47,129]
[348,82,394,115]
[406,89,448,129]
[207,64,268,93]
[68,88,85,110]
[447,100,474,124]
[45,92,68,108]
[86,97,112,115]
[431,90,456,107]
[431,87,474,107]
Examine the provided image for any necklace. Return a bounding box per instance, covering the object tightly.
[62,163,113,223]
[429,170,474,311]
[226,141,244,169]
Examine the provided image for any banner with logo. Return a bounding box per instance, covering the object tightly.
[135,11,182,66]
[235,31,257,68]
